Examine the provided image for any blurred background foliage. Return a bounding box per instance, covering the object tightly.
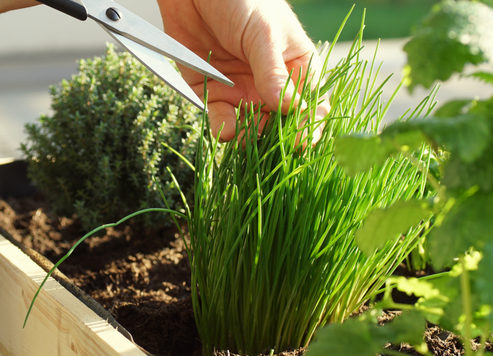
[289,0,440,42]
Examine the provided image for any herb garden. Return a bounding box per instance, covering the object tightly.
[1,1,493,355]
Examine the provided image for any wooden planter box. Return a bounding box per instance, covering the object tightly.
[0,232,148,356]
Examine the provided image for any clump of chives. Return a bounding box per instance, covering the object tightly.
[187,14,435,356]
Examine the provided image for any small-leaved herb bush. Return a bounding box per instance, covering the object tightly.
[21,44,200,230]
[308,1,493,356]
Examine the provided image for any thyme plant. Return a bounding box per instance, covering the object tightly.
[21,44,199,231]
[188,14,434,355]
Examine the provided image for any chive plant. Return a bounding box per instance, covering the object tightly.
[186,16,435,356]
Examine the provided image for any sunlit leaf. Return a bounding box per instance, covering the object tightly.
[334,134,395,176]
[389,276,441,299]
[308,311,426,356]
[404,0,493,91]
[308,317,384,356]
[355,200,431,255]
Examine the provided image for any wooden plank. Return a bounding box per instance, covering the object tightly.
[0,234,148,356]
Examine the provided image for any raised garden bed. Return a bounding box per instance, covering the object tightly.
[0,190,483,356]
[0,155,483,356]
[0,189,200,356]
[0,231,148,356]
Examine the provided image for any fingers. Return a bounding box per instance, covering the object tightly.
[290,45,330,148]
[295,93,330,149]
[245,31,297,115]
[309,94,331,146]
[208,100,271,143]
[205,55,330,145]
[208,94,330,148]
[208,101,238,141]
[206,48,330,145]
[0,0,38,13]
[241,1,308,115]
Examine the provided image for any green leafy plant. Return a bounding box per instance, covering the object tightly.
[21,44,200,230]
[403,0,493,92]
[308,1,493,355]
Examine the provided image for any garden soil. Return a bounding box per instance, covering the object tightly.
[0,193,490,356]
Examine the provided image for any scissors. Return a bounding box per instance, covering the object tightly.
[37,0,234,111]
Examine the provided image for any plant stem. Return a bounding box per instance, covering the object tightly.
[478,322,490,356]
[24,207,184,327]
[460,255,473,356]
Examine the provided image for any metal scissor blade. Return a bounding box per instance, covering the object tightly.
[84,0,234,87]
[104,27,206,111]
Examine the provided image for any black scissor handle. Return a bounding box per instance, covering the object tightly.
[38,0,87,21]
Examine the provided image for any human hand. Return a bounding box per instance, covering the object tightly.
[0,0,38,13]
[156,0,330,142]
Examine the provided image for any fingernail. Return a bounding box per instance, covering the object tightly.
[300,99,307,111]
[282,81,296,103]
[312,126,323,145]
[316,98,330,120]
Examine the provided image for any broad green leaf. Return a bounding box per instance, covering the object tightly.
[416,297,447,325]
[334,134,395,176]
[308,317,384,356]
[438,102,493,190]
[355,200,431,255]
[467,71,493,85]
[381,310,427,346]
[434,99,474,118]
[383,114,492,163]
[385,129,428,153]
[308,311,426,356]
[429,191,493,269]
[442,146,493,191]
[404,0,493,92]
[334,129,426,177]
[439,295,464,333]
[468,96,493,118]
[415,272,460,325]
[441,290,483,338]
[425,114,491,163]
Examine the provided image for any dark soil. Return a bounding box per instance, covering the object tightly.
[0,192,489,356]
[0,192,199,356]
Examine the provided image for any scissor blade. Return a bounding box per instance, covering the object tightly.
[84,0,234,87]
[103,27,206,111]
